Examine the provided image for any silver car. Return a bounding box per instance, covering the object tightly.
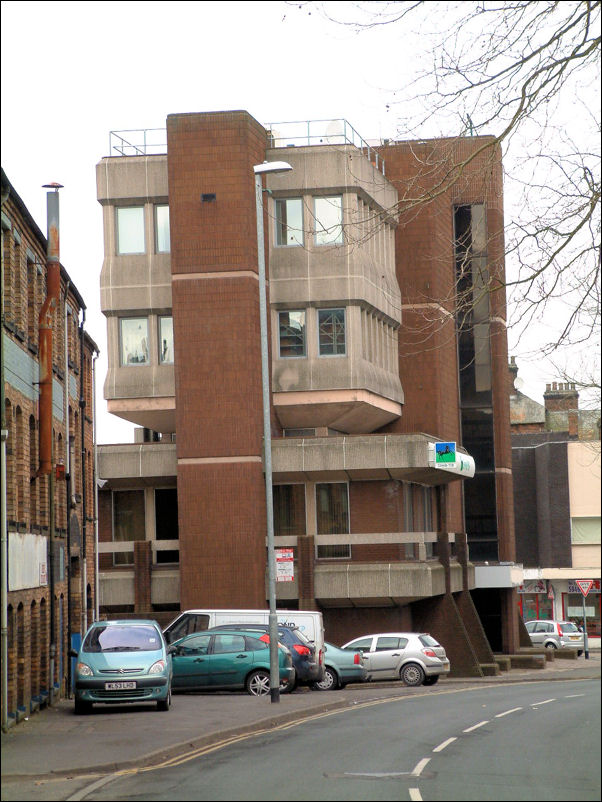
[341,632,450,687]
[524,620,584,655]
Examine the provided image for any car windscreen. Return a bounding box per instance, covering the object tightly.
[83,625,162,653]
[419,634,440,647]
[559,622,579,633]
[287,628,311,645]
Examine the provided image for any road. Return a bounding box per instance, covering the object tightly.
[77,679,600,801]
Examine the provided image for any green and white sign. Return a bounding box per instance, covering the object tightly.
[428,442,475,478]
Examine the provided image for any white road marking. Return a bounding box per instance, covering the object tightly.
[531,698,555,706]
[411,757,431,777]
[565,694,585,698]
[433,737,457,752]
[409,788,423,801]
[495,707,523,718]
[463,720,489,733]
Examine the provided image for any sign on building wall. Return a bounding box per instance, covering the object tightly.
[276,548,294,582]
[569,579,600,594]
[428,442,476,478]
[8,532,48,591]
[518,580,547,594]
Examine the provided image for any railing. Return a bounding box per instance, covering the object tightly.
[265,118,386,175]
[108,118,386,174]
[109,129,167,157]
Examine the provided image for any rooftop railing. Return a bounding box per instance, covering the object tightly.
[108,118,385,173]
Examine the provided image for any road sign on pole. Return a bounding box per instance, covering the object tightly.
[576,579,594,597]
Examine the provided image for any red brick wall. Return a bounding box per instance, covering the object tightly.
[168,111,270,610]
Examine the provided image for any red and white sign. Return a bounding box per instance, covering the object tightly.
[576,579,594,597]
[276,549,294,582]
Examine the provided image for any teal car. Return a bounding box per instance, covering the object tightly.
[72,619,172,714]
[169,629,295,695]
[312,641,367,690]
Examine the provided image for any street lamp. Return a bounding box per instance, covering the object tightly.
[253,160,293,703]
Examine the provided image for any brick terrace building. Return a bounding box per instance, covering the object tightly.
[96,111,524,672]
[510,360,601,641]
[1,169,98,728]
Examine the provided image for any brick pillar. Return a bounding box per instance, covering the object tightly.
[297,536,316,610]
[412,594,483,678]
[500,587,521,654]
[454,590,495,662]
[168,110,269,611]
[134,541,152,613]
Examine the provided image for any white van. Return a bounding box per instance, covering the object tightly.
[163,608,325,661]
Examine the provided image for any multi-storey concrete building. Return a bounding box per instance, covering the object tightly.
[1,169,98,728]
[510,361,601,643]
[96,111,523,673]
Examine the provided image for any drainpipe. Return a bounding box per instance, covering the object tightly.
[39,182,62,702]
[1,179,10,732]
[80,311,87,629]
[92,351,99,621]
[64,291,71,696]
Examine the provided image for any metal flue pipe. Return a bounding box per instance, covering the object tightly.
[38,183,63,476]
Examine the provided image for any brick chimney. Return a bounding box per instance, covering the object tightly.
[543,381,579,437]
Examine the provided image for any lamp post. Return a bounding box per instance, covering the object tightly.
[253,160,292,703]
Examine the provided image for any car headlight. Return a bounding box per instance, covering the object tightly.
[149,659,166,674]
[76,662,93,677]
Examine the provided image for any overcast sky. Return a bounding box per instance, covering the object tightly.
[1,0,596,444]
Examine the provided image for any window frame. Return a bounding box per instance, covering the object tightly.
[159,316,174,364]
[116,206,146,255]
[317,308,346,357]
[119,316,150,367]
[278,310,306,358]
[274,197,304,247]
[314,195,343,246]
[154,204,170,254]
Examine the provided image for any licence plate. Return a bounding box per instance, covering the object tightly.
[569,636,580,641]
[104,681,136,690]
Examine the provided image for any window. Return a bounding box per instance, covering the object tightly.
[275,198,303,246]
[120,317,149,366]
[318,308,346,356]
[159,316,174,364]
[314,196,343,246]
[316,482,350,559]
[273,484,306,536]
[155,488,178,563]
[213,634,246,654]
[155,205,170,253]
[278,311,306,358]
[112,490,145,566]
[116,206,145,254]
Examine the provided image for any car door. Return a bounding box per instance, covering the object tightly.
[368,636,409,680]
[343,637,376,675]
[207,634,252,687]
[531,622,549,646]
[171,633,212,688]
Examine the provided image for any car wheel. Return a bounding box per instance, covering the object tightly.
[422,675,439,686]
[400,663,425,687]
[545,642,558,649]
[577,650,583,657]
[157,685,171,711]
[246,669,271,696]
[312,667,339,691]
[74,698,92,715]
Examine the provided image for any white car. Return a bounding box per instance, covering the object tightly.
[341,632,450,686]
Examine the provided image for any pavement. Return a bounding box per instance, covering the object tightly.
[1,652,600,802]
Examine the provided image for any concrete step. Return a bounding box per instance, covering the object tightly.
[479,662,501,676]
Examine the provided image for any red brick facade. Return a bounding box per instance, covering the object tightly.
[2,172,97,724]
